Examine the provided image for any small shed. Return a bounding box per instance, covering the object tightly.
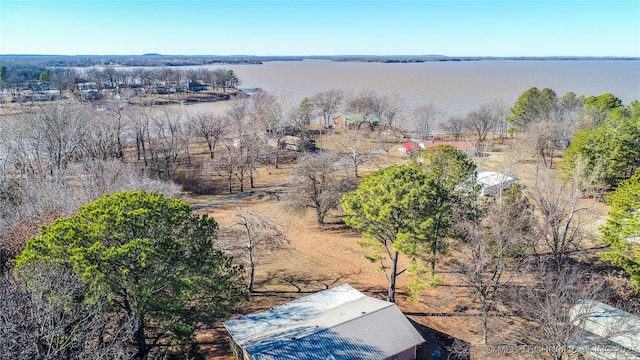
[476,171,515,196]
[569,299,640,359]
[224,284,425,360]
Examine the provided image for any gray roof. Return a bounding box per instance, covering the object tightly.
[570,299,640,359]
[224,284,425,360]
[477,171,515,187]
[477,171,515,196]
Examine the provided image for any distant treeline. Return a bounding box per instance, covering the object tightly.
[0,63,240,96]
[0,54,264,68]
[1,54,638,69]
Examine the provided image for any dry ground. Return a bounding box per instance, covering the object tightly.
[1,99,627,359]
[184,138,615,360]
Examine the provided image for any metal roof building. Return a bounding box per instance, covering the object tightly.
[476,171,515,196]
[224,284,425,360]
[569,299,640,360]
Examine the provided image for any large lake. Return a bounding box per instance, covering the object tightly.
[179,59,640,118]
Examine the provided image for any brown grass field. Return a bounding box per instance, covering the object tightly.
[179,134,614,360]
[0,100,629,359]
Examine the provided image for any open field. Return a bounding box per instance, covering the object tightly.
[181,140,615,359]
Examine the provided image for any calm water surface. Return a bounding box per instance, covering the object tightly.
[180,59,640,118]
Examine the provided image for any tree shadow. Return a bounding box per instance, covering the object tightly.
[409,318,470,360]
[252,272,350,295]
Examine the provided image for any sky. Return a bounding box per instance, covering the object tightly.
[1,1,639,57]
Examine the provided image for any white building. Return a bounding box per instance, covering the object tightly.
[477,171,515,196]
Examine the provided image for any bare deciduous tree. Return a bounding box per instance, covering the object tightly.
[345,89,383,121]
[371,94,403,153]
[463,100,506,145]
[222,204,289,292]
[409,102,440,142]
[250,92,292,169]
[440,115,465,141]
[310,89,344,126]
[124,105,151,164]
[217,98,265,193]
[502,263,632,360]
[377,93,403,130]
[455,188,535,345]
[286,152,356,226]
[0,111,35,182]
[147,108,192,180]
[0,265,133,360]
[530,161,602,270]
[329,125,369,178]
[532,94,582,168]
[80,106,125,161]
[192,112,228,159]
[533,120,564,168]
[79,159,180,201]
[29,102,89,179]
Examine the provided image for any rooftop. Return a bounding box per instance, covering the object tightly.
[224,284,425,360]
[477,171,515,187]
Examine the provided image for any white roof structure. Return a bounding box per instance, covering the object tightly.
[476,171,515,196]
[224,284,425,360]
[569,299,640,359]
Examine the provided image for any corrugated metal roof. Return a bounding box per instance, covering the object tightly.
[477,171,515,196]
[224,284,425,360]
[570,299,640,355]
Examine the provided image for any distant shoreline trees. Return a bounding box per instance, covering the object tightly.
[0,63,242,99]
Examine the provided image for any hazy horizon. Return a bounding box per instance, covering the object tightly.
[2,54,639,58]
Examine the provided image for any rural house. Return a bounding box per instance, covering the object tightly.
[224,284,425,360]
[399,142,421,154]
[333,114,380,129]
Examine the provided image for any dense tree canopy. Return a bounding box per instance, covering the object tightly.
[601,172,640,288]
[342,146,477,301]
[38,69,51,84]
[413,144,478,220]
[413,144,477,194]
[341,164,446,302]
[506,86,558,133]
[562,105,640,188]
[14,191,247,360]
[585,92,623,112]
[412,144,479,272]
